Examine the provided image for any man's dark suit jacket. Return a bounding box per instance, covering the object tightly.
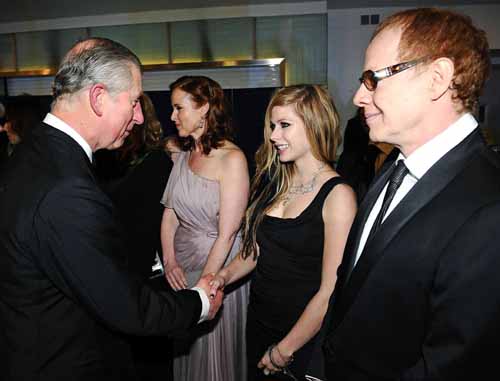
[0,123,201,381]
[323,129,500,380]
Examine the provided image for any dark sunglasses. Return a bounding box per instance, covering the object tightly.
[359,58,426,91]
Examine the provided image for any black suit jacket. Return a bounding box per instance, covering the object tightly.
[323,130,500,380]
[0,123,201,381]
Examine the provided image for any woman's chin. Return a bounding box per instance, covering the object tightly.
[277,154,291,163]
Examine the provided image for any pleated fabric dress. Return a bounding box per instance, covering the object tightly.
[161,151,248,381]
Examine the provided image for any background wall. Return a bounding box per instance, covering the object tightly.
[0,2,328,90]
[1,1,499,150]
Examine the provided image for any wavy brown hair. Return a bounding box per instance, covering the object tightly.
[118,93,163,165]
[374,8,490,113]
[169,76,234,155]
[241,85,341,259]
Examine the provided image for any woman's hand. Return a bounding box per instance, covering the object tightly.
[257,344,292,377]
[164,261,187,290]
[208,273,226,299]
[257,347,279,376]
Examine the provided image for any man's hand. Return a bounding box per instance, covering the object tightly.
[196,273,224,320]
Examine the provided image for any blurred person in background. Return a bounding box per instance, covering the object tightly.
[0,96,45,162]
[102,92,172,282]
[100,93,176,381]
[336,107,396,203]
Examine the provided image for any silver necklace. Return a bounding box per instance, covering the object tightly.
[283,163,326,205]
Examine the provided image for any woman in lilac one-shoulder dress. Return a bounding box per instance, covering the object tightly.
[160,76,249,381]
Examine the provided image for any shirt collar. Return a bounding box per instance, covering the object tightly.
[43,113,93,162]
[397,113,478,180]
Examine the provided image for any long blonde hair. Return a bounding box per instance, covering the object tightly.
[241,85,341,259]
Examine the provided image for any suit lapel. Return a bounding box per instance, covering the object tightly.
[332,130,484,327]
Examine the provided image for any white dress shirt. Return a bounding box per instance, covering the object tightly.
[354,113,478,266]
[43,113,210,321]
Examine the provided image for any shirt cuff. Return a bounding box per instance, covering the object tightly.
[191,286,210,323]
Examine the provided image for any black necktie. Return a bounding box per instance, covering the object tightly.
[366,160,408,243]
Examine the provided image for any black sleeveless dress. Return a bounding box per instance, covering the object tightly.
[247,177,348,381]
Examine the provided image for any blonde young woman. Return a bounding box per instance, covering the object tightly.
[210,85,357,380]
[160,76,250,381]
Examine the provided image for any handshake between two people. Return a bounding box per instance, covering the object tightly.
[194,273,226,320]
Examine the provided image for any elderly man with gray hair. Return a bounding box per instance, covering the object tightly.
[0,37,222,381]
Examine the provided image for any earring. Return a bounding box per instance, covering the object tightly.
[198,117,205,129]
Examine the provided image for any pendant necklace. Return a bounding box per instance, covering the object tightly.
[283,163,326,206]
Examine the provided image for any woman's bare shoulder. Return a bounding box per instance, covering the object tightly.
[213,141,246,161]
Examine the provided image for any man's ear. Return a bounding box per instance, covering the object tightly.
[89,84,106,117]
[430,57,454,102]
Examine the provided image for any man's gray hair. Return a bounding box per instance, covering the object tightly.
[52,37,142,103]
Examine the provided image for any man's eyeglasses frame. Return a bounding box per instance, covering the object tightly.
[359,58,427,91]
